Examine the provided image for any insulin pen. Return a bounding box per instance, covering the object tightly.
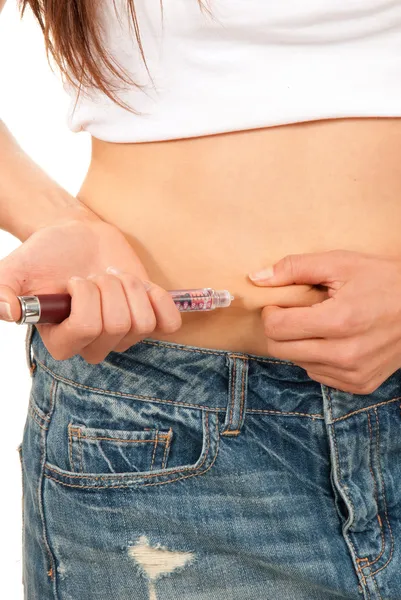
[15,287,235,325]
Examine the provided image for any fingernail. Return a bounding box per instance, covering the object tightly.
[142,280,152,291]
[0,301,13,321]
[248,267,274,281]
[106,266,121,275]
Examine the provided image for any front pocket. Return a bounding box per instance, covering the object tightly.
[44,379,220,489]
[45,408,219,489]
[68,423,173,474]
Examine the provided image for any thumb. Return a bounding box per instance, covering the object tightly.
[0,260,24,323]
[248,250,346,287]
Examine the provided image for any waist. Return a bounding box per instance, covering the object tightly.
[76,117,401,356]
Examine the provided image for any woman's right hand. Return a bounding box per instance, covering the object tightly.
[0,209,182,364]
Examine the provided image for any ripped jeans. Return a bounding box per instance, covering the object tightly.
[18,323,401,599]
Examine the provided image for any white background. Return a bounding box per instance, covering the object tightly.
[0,2,91,597]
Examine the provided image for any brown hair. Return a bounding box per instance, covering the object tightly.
[18,1,207,112]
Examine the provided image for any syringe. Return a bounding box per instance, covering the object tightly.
[15,287,235,325]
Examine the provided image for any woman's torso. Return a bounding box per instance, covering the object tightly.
[76,117,401,357]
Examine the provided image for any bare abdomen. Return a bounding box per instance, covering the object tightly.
[76,117,401,356]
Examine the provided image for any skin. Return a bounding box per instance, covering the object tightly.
[73,117,401,393]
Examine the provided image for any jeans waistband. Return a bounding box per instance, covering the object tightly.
[25,324,401,424]
[26,324,325,418]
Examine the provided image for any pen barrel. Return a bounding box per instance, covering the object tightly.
[170,288,214,312]
[170,288,232,312]
[16,287,233,324]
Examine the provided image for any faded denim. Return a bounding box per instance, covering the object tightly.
[17,323,401,599]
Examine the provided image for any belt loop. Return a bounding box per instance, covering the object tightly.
[24,324,37,376]
[221,354,249,437]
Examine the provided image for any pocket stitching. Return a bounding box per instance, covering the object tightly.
[150,430,159,470]
[69,429,170,444]
[18,444,24,529]
[44,410,218,489]
[28,394,51,431]
[68,423,173,474]
[364,407,395,579]
[57,411,211,480]
[162,428,173,469]
[357,411,386,568]
[17,443,25,586]
[68,424,74,471]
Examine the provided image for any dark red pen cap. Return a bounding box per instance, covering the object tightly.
[16,293,72,324]
[36,293,72,323]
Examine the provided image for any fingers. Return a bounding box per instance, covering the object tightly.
[261,298,356,341]
[112,276,182,352]
[248,249,356,288]
[78,273,133,362]
[143,280,183,333]
[293,360,381,394]
[38,276,103,361]
[38,270,182,363]
[110,274,156,349]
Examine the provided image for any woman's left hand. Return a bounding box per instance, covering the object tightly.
[248,249,401,394]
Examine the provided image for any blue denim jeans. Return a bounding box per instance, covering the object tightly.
[18,323,401,599]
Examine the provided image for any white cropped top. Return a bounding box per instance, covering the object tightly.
[63,0,401,143]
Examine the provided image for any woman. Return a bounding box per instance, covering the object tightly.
[1,0,401,598]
